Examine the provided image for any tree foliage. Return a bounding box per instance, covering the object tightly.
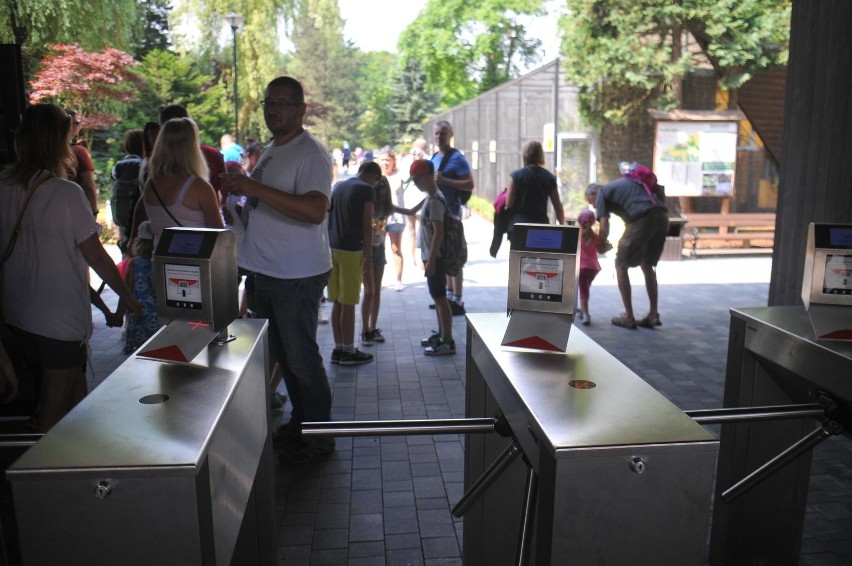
[390,58,441,146]
[122,48,231,146]
[287,0,358,148]
[398,0,545,108]
[1,0,141,53]
[133,0,172,57]
[559,0,791,125]
[29,44,143,136]
[173,0,294,143]
[352,51,397,150]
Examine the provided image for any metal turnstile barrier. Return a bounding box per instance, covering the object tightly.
[309,313,720,565]
[6,319,274,566]
[710,306,852,564]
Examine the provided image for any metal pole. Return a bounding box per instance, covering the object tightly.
[686,403,825,424]
[721,424,833,503]
[231,25,239,141]
[515,464,539,566]
[452,441,523,518]
[301,417,496,437]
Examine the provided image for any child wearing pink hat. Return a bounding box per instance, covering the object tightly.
[576,208,602,325]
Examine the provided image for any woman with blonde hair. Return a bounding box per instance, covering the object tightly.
[136,117,223,245]
[1,103,141,431]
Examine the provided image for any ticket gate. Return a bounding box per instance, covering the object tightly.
[707,223,852,564]
[305,313,721,565]
[6,228,274,565]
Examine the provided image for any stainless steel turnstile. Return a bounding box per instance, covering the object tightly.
[465,313,719,565]
[7,318,274,566]
[710,306,852,565]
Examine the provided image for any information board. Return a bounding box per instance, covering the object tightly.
[653,121,738,197]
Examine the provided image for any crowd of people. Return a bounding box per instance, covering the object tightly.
[0,74,670,465]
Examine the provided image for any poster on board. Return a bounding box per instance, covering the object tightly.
[653,121,738,197]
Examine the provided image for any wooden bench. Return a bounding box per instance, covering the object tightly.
[682,213,776,257]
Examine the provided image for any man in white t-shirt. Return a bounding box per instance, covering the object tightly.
[221,76,334,465]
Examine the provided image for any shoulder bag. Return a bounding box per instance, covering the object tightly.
[147,179,184,228]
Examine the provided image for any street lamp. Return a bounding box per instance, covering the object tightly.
[224,12,244,141]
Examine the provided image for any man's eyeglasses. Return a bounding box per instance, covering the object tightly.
[261,98,302,109]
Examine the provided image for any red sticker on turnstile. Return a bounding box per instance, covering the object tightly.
[504,336,563,351]
[569,380,596,389]
[820,329,852,340]
[137,344,189,363]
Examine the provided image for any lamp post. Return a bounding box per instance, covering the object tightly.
[224,12,244,141]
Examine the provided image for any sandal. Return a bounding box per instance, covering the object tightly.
[637,315,662,328]
[611,314,637,329]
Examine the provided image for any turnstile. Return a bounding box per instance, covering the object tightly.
[6,318,274,566]
[465,313,719,565]
[710,306,852,564]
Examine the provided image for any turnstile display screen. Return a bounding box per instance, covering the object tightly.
[823,255,852,295]
[164,263,203,310]
[830,227,852,247]
[525,229,563,250]
[814,224,852,249]
[168,232,205,255]
[518,256,564,302]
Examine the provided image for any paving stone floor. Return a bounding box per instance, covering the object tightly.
[87,215,852,565]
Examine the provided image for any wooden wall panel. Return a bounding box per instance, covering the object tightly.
[769,0,852,306]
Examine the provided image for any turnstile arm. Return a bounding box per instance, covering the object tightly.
[719,394,848,503]
[301,417,497,437]
[686,403,825,424]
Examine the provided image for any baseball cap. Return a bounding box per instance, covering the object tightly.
[137,220,154,241]
[406,159,434,183]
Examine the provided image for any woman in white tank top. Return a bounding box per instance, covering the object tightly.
[137,117,223,246]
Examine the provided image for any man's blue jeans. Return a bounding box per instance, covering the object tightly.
[254,271,331,426]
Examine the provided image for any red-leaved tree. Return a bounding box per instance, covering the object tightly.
[29,44,144,138]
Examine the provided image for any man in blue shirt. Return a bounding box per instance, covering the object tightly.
[430,120,474,315]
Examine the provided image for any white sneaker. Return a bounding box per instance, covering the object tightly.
[318,307,329,324]
[394,282,405,292]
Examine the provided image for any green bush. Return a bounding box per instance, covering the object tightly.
[467,194,493,222]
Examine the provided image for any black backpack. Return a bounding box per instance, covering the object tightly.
[110,155,143,229]
[428,195,468,276]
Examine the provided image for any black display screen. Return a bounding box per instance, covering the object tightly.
[814,224,852,250]
[168,233,205,255]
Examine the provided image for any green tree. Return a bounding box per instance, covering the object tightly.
[1,0,141,53]
[124,48,232,146]
[133,0,172,57]
[288,0,357,148]
[173,0,294,143]
[353,51,397,150]
[559,0,791,126]
[398,0,544,108]
[390,58,441,146]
